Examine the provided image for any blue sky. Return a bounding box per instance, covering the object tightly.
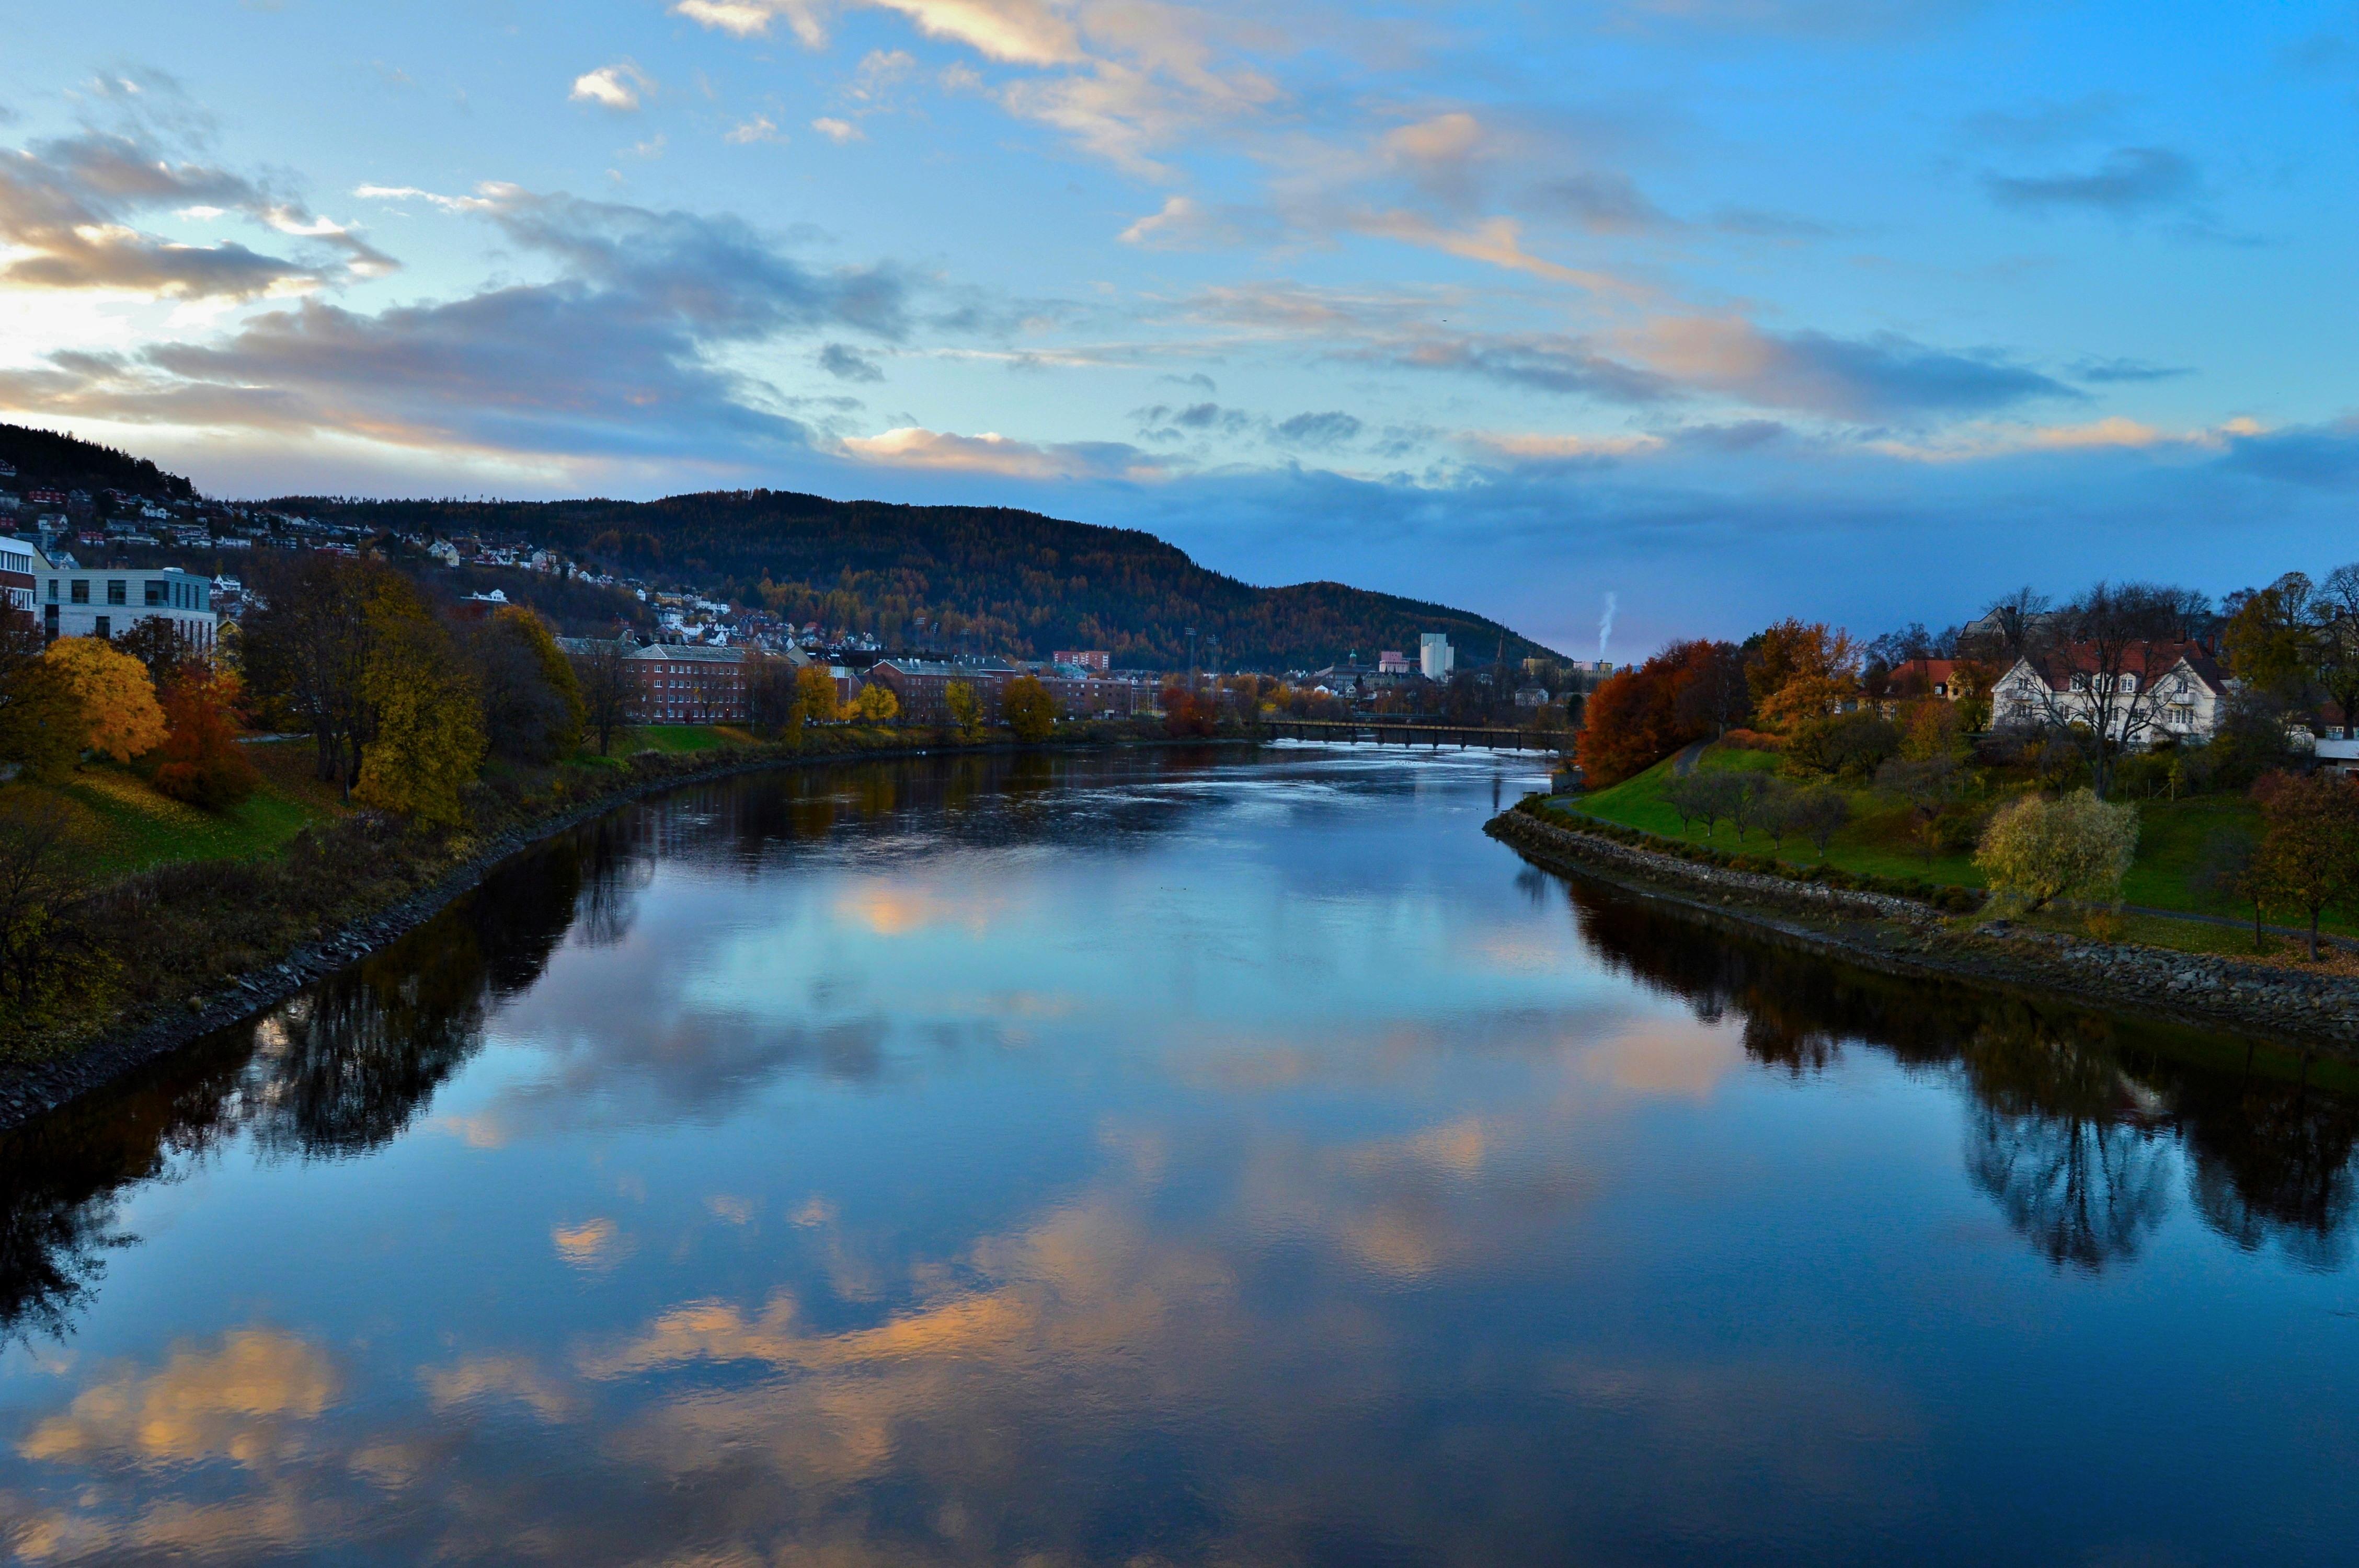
[2,1,2355,656]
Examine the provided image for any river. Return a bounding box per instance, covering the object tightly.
[2,747,2354,1564]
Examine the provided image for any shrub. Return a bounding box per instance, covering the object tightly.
[1974,790,2138,913]
[1783,711,1899,780]
[152,667,261,810]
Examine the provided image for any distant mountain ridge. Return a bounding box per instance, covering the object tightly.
[0,423,1555,670]
[280,491,1560,671]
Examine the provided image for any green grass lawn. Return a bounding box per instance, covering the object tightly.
[1552,741,2354,939]
[621,724,735,754]
[9,745,342,878]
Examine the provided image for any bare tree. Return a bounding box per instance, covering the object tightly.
[571,637,636,756]
[2318,563,2359,740]
[2003,581,2202,799]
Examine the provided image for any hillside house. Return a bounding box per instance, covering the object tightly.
[1990,642,2232,742]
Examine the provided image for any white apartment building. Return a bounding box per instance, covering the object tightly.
[1419,632,1455,681]
[27,554,219,648]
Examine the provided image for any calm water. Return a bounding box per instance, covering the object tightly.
[3,748,2356,1565]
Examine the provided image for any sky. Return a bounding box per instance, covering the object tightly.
[2,2,2355,659]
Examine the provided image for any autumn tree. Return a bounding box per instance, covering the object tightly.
[1975,791,2140,914]
[1003,675,1056,743]
[0,610,83,784]
[152,666,260,809]
[112,617,193,684]
[1160,685,1215,738]
[354,578,485,827]
[944,679,984,741]
[240,554,384,794]
[796,663,841,723]
[1783,786,1851,859]
[2251,771,2359,960]
[744,649,804,742]
[44,637,167,762]
[1877,754,1965,864]
[2221,573,2320,706]
[851,679,900,722]
[1747,619,1859,731]
[470,606,583,764]
[1574,643,1727,786]
[2190,826,2268,950]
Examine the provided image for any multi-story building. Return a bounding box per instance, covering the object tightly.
[629,643,753,723]
[1052,649,1111,671]
[2,537,40,614]
[25,552,218,648]
[1991,642,2233,742]
[1419,632,1455,681]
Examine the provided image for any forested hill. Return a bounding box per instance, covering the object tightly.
[279,489,1560,671]
[0,424,195,500]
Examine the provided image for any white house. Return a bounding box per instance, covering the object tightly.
[28,555,220,649]
[1991,641,2233,742]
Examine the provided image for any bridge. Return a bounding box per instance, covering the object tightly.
[1259,717,1566,752]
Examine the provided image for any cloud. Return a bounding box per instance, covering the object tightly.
[810,116,863,142]
[1533,171,1677,236]
[570,63,653,112]
[1984,147,2196,213]
[818,341,885,381]
[841,425,1160,479]
[672,0,830,44]
[2070,356,2193,384]
[1117,193,1275,249]
[18,1329,339,1468]
[0,188,909,463]
[725,114,785,144]
[0,130,390,299]
[1273,410,1362,448]
[2219,417,2359,488]
[1347,210,1637,294]
[1626,316,2077,420]
[1389,332,1675,405]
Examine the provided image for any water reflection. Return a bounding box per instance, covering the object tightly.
[1,750,2354,1564]
[1557,875,2359,1272]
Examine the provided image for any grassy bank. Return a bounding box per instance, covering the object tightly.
[1551,741,2353,957]
[2,717,1190,1068]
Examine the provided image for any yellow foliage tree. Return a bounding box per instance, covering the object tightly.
[796,663,840,722]
[354,583,485,827]
[852,679,900,722]
[43,637,167,762]
[1002,674,1056,743]
[944,679,983,741]
[1974,790,2138,914]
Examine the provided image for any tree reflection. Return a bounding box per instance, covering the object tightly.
[1545,866,2352,1272]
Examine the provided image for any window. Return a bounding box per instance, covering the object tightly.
[145,580,165,606]
[70,579,88,604]
[45,579,56,602]
[107,579,127,606]
[94,615,110,638]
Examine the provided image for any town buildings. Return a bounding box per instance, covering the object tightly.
[16,546,219,648]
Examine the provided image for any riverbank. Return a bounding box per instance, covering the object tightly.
[0,724,1246,1132]
[1488,799,2359,1059]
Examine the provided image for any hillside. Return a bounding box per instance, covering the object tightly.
[276,491,1559,670]
[0,424,1555,669]
[0,424,194,501]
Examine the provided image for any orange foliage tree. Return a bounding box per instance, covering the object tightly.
[1747,618,1860,732]
[1161,685,1216,737]
[1574,641,1739,787]
[43,636,166,762]
[153,667,261,809]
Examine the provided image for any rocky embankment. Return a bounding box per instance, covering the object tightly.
[1488,802,2359,1057]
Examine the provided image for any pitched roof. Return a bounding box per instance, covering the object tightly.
[2006,641,2228,694]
